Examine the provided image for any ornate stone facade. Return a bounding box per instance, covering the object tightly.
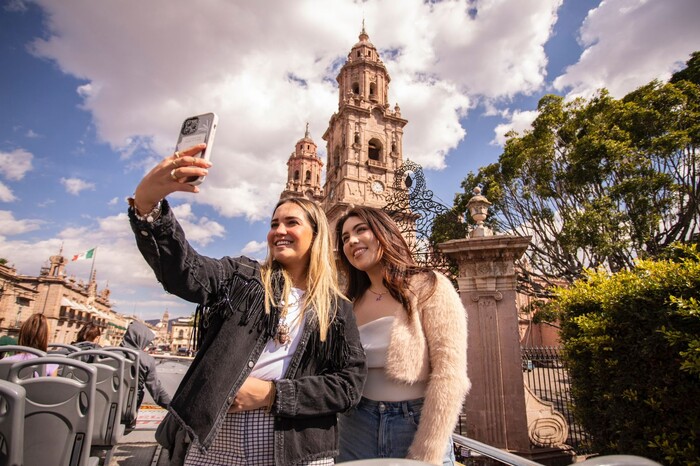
[320,26,408,233]
[280,123,324,203]
[0,252,130,346]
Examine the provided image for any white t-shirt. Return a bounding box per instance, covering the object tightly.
[250,287,306,381]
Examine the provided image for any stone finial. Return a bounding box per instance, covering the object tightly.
[305,122,310,138]
[466,186,493,237]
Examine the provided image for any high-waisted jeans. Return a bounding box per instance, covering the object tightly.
[337,397,455,465]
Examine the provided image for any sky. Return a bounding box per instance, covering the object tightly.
[1,0,699,321]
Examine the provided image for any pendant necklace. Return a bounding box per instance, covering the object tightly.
[274,291,299,345]
[275,308,290,345]
[367,288,388,301]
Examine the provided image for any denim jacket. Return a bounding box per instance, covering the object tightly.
[129,200,367,465]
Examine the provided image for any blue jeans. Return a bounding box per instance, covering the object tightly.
[337,397,455,465]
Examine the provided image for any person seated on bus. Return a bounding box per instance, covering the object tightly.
[73,321,102,350]
[2,313,58,376]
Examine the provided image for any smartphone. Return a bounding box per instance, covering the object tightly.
[175,112,218,185]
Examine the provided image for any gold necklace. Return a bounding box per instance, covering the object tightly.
[367,288,388,301]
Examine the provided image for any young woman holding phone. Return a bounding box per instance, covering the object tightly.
[129,143,366,465]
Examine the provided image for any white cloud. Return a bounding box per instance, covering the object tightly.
[492,110,539,146]
[0,182,16,202]
[242,240,267,256]
[61,177,95,195]
[0,148,33,181]
[27,0,565,220]
[554,0,700,99]
[0,210,43,235]
[108,197,119,206]
[171,203,226,247]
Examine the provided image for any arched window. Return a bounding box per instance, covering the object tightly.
[352,83,360,94]
[305,170,311,183]
[368,139,382,161]
[178,329,184,339]
[369,83,376,100]
[294,170,300,181]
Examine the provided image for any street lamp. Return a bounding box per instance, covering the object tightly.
[466,187,493,238]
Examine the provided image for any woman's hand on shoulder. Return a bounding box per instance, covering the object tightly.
[133,143,212,215]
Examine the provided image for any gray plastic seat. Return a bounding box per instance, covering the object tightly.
[48,343,82,355]
[0,345,46,380]
[68,350,125,447]
[7,356,99,466]
[102,346,140,426]
[0,379,25,466]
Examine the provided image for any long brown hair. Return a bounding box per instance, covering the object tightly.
[76,322,101,343]
[335,206,436,319]
[261,198,345,341]
[18,313,49,352]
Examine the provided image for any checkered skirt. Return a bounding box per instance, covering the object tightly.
[184,408,334,465]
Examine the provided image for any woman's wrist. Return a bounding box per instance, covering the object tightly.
[128,196,163,223]
[265,381,276,412]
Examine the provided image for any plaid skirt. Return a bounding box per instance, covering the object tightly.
[184,408,334,466]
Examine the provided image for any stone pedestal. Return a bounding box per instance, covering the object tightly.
[440,234,532,453]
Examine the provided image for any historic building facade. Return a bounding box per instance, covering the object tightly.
[0,252,130,346]
[280,123,325,203]
[280,26,408,235]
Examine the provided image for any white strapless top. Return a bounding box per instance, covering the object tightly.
[359,316,427,401]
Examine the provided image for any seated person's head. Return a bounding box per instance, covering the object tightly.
[76,322,101,343]
[18,313,49,352]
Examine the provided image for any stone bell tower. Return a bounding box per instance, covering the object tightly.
[321,23,408,232]
[280,123,324,203]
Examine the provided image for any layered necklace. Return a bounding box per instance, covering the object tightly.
[274,289,302,345]
[367,287,388,301]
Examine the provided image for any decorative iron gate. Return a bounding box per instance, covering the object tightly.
[521,346,593,456]
[382,160,464,275]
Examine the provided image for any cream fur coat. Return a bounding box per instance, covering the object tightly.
[385,271,471,465]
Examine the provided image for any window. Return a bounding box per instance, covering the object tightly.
[305,170,311,183]
[15,296,30,307]
[368,139,382,161]
[352,83,360,94]
[294,170,300,181]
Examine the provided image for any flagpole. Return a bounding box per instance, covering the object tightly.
[89,247,97,282]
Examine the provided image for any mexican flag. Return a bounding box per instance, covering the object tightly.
[72,247,96,261]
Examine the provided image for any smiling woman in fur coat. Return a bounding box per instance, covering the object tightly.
[336,206,470,466]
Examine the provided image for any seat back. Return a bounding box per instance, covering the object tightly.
[48,343,81,355]
[68,350,125,446]
[8,357,97,466]
[0,346,46,380]
[0,379,25,466]
[102,347,140,426]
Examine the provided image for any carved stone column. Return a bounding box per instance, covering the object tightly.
[440,234,532,453]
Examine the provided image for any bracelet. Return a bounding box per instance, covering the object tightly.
[265,381,276,413]
[127,197,162,223]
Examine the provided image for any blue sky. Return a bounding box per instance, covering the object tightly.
[1,0,698,320]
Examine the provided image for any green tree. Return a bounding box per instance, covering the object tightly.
[454,56,700,293]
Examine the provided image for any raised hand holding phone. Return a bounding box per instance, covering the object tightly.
[132,143,212,218]
[175,112,218,185]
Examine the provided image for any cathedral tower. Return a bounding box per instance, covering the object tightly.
[321,25,408,232]
[280,123,324,202]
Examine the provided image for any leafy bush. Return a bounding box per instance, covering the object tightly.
[552,244,700,464]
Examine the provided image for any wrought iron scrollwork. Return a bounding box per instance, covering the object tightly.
[383,160,462,276]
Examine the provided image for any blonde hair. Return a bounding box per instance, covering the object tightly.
[260,198,345,341]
